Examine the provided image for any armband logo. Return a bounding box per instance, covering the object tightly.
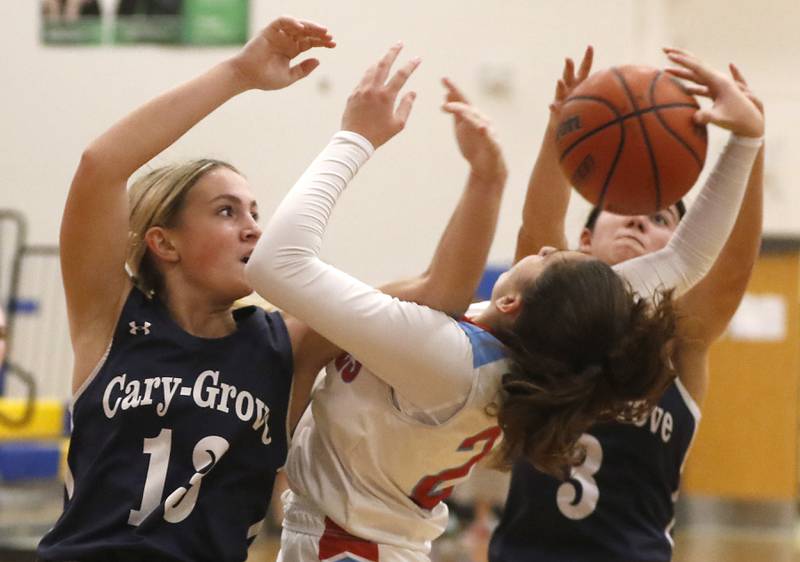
[334,353,362,383]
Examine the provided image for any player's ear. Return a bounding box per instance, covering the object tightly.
[579,228,594,252]
[145,226,180,263]
[496,293,523,317]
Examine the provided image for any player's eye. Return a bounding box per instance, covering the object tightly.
[651,213,670,227]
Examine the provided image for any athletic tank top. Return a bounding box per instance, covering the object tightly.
[38,287,293,562]
[489,380,700,562]
[285,320,508,553]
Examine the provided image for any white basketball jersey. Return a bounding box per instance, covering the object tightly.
[285,319,508,553]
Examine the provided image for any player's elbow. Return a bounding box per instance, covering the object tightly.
[405,275,469,318]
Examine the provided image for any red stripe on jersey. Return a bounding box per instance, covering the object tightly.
[318,517,379,561]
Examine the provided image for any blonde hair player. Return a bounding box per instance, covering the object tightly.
[490,47,765,562]
[36,17,341,562]
[245,43,762,562]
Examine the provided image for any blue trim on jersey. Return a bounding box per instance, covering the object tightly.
[457,321,505,368]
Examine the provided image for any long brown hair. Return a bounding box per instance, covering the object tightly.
[493,258,677,478]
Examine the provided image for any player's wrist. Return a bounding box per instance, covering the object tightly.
[730,133,764,146]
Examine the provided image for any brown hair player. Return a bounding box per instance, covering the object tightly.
[490,46,764,562]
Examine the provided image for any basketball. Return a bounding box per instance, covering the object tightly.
[555,65,708,215]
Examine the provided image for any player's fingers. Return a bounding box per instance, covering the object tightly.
[386,57,422,95]
[294,18,332,37]
[296,36,312,53]
[693,107,715,126]
[576,45,594,81]
[442,77,469,104]
[729,63,749,86]
[374,42,404,85]
[395,90,417,125]
[359,63,378,87]
[665,66,700,84]
[745,91,765,114]
[444,102,492,134]
[288,58,320,83]
[272,16,305,35]
[684,85,710,97]
[562,57,576,86]
[302,35,336,49]
[662,46,696,59]
[458,111,491,134]
[554,79,568,102]
[442,101,471,115]
[664,50,716,83]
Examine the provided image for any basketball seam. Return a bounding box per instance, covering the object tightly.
[649,75,704,169]
[558,102,698,162]
[613,68,661,210]
[559,95,623,163]
[558,95,631,212]
[597,123,626,212]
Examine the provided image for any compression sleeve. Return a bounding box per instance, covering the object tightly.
[614,134,763,298]
[246,132,476,412]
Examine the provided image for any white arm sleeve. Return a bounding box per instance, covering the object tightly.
[246,132,475,411]
[613,134,763,298]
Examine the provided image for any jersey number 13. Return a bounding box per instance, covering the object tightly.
[128,428,230,525]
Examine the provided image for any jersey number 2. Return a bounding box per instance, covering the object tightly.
[128,428,230,525]
[410,426,501,510]
[556,433,603,520]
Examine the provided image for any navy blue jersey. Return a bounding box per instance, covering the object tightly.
[39,287,293,562]
[489,381,699,562]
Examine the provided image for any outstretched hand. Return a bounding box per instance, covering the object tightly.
[664,47,764,138]
[728,64,764,117]
[230,16,335,91]
[550,45,594,115]
[341,43,421,148]
[441,78,506,184]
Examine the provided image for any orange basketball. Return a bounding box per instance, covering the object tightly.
[555,65,708,215]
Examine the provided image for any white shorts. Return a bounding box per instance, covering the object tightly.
[277,490,431,562]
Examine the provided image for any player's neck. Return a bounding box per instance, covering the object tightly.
[471,305,508,335]
[160,285,236,339]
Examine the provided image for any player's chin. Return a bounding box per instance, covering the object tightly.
[221,277,254,303]
[612,243,646,263]
[234,280,254,301]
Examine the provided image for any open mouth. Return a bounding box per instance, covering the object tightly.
[241,256,250,264]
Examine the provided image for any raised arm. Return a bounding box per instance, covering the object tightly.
[383,79,506,315]
[284,80,506,425]
[247,46,479,412]
[673,67,764,401]
[61,17,334,359]
[514,47,594,262]
[614,49,764,299]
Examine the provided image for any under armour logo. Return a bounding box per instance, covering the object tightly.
[129,321,151,335]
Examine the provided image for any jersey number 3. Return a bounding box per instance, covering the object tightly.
[128,428,230,526]
[556,433,603,520]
